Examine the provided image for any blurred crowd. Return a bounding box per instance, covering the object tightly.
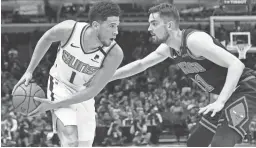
[1,0,256,24]
[2,6,256,146]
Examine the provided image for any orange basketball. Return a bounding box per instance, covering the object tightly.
[12,83,46,115]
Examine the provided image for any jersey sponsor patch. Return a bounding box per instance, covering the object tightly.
[91,54,100,63]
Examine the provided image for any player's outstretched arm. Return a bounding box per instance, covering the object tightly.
[13,20,76,93]
[52,44,124,107]
[111,43,170,81]
[187,32,245,116]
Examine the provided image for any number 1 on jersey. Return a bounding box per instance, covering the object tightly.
[69,71,76,83]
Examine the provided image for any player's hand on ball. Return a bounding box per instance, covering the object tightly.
[198,101,225,117]
[28,97,55,117]
[12,72,33,94]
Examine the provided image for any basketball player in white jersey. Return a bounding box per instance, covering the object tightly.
[12,1,123,147]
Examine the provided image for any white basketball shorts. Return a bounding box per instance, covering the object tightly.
[47,76,96,141]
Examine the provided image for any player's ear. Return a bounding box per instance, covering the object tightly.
[166,21,175,30]
[92,21,100,29]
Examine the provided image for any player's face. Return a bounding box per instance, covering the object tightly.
[98,16,120,47]
[148,12,170,44]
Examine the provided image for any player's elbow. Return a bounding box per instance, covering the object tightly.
[233,60,245,70]
[229,60,245,74]
[239,62,245,70]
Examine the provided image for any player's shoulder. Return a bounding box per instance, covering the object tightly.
[155,43,171,57]
[46,20,78,42]
[186,31,212,44]
[104,42,123,62]
[109,42,124,58]
[100,42,123,67]
[53,20,77,32]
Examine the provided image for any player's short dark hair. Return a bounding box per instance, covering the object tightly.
[88,1,121,24]
[149,3,180,27]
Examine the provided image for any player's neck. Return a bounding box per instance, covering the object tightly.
[81,27,103,52]
[165,29,182,52]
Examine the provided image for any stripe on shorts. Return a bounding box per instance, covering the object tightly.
[199,117,217,133]
[49,76,55,101]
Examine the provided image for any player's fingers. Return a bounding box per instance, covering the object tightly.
[28,109,39,117]
[211,110,217,117]
[28,105,41,116]
[198,106,207,114]
[34,97,48,103]
[28,110,40,117]
[12,79,26,94]
[28,109,36,116]
[24,77,31,86]
[12,86,17,94]
[34,97,41,101]
[203,107,212,115]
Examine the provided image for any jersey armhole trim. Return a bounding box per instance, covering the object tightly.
[80,24,100,54]
[61,22,77,48]
[57,42,61,53]
[100,42,117,68]
[169,48,176,59]
[99,47,107,56]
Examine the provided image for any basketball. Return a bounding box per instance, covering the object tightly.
[12,83,46,115]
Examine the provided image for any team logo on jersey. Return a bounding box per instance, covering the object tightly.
[225,96,249,137]
[71,43,80,48]
[62,50,99,75]
[91,54,100,63]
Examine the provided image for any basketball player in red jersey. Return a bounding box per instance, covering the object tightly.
[13,1,123,147]
[111,3,256,147]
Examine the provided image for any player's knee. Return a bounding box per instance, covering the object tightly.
[63,139,78,147]
[63,134,78,147]
[63,127,78,146]
[58,125,78,146]
[56,119,78,146]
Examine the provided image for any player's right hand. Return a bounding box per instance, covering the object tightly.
[12,72,33,94]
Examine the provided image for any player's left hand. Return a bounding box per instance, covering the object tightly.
[27,97,56,117]
[198,101,225,117]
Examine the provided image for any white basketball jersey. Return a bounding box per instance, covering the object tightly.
[48,22,116,101]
